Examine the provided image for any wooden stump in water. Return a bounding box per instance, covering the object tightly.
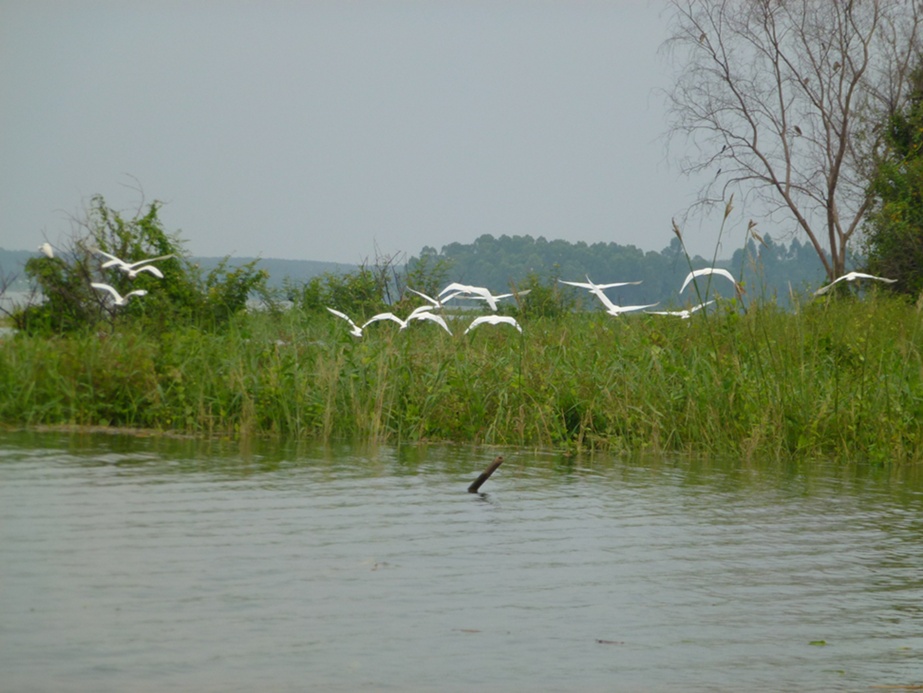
[468,455,504,493]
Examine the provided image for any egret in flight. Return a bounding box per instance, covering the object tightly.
[362,309,453,334]
[464,315,522,334]
[558,276,642,301]
[405,287,463,310]
[814,271,897,296]
[593,290,658,317]
[439,283,529,311]
[95,249,174,279]
[680,268,741,295]
[646,300,715,319]
[91,282,148,306]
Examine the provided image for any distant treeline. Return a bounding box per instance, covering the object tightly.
[408,233,832,307]
[4,231,834,306]
[0,248,357,292]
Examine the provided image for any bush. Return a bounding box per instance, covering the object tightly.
[10,195,268,334]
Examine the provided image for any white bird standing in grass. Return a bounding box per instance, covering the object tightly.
[94,249,174,279]
[38,242,54,259]
[326,307,363,337]
[91,282,148,306]
[464,315,522,334]
[646,300,715,319]
[814,271,897,296]
[680,267,741,295]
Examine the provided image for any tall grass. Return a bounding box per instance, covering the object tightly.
[1,294,922,463]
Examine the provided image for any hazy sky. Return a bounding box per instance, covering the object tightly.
[1,1,718,263]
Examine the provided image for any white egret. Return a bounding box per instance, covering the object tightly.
[646,300,715,319]
[361,312,407,329]
[594,291,658,317]
[95,249,174,279]
[438,282,529,311]
[558,276,642,301]
[90,282,148,306]
[360,309,452,334]
[38,242,54,259]
[407,310,452,334]
[464,315,522,334]
[680,267,741,295]
[326,307,363,337]
[814,271,897,296]
[405,287,463,309]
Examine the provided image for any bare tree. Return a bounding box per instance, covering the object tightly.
[663,0,922,280]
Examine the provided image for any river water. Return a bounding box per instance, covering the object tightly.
[1,431,922,692]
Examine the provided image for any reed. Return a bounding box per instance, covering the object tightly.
[1,294,922,463]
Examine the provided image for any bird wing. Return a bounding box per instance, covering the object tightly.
[125,254,175,269]
[558,279,594,290]
[326,307,360,329]
[410,311,452,334]
[405,287,437,305]
[689,300,715,313]
[681,268,736,293]
[595,281,643,289]
[91,282,122,302]
[132,265,164,278]
[611,302,659,314]
[439,282,479,296]
[96,249,128,268]
[362,312,406,328]
[466,315,521,333]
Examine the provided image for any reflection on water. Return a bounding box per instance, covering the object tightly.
[1,431,922,692]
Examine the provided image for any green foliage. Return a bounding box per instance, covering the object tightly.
[3,295,923,463]
[863,64,923,297]
[516,267,576,319]
[287,266,390,318]
[11,195,268,334]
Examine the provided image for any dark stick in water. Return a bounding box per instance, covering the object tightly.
[468,455,504,493]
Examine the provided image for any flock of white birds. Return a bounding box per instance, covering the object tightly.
[38,242,173,308]
[36,241,898,331]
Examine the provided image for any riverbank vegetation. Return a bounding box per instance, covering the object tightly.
[2,194,922,464]
[1,289,921,464]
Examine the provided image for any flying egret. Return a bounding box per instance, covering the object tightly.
[90,282,148,306]
[438,282,529,311]
[593,290,658,317]
[464,315,522,334]
[326,307,363,337]
[646,300,715,319]
[95,249,174,279]
[814,271,897,296]
[407,310,452,334]
[405,287,463,310]
[680,267,741,295]
[361,312,407,329]
[38,242,54,259]
[558,276,642,300]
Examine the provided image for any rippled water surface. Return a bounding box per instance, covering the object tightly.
[2,431,923,692]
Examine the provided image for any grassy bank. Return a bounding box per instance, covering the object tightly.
[1,295,922,463]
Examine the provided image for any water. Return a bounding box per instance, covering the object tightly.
[2,431,922,692]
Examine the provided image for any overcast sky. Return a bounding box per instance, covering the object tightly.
[1,1,720,264]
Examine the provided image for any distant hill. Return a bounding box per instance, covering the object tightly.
[192,256,359,288]
[0,247,359,291]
